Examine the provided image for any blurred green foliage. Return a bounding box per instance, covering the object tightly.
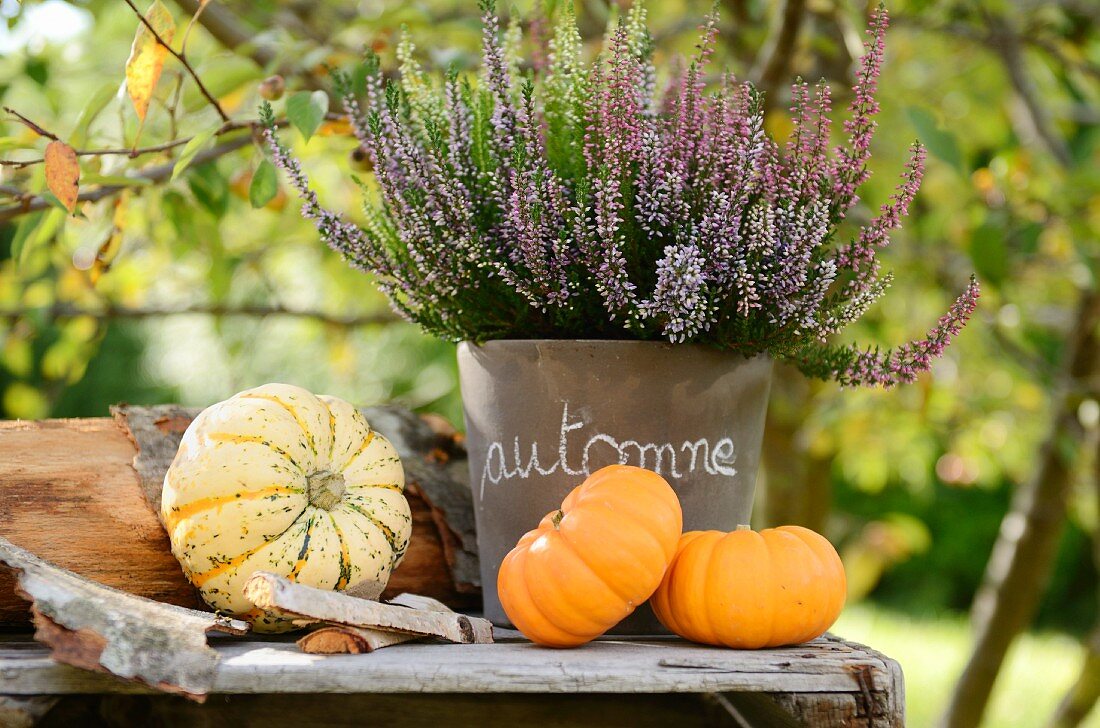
[0,0,1097,649]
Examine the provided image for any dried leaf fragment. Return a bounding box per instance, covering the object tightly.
[44,141,79,213]
[125,0,176,121]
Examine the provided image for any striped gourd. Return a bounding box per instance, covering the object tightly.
[161,383,412,632]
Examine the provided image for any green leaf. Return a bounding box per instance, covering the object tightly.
[187,161,229,218]
[906,107,964,173]
[968,221,1008,287]
[162,189,198,242]
[24,56,49,86]
[70,82,118,147]
[286,90,329,142]
[249,159,278,208]
[0,137,39,153]
[12,208,65,268]
[10,212,44,267]
[40,191,71,214]
[171,125,220,181]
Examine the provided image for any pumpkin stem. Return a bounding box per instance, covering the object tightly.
[551,510,564,529]
[736,524,751,531]
[306,470,346,510]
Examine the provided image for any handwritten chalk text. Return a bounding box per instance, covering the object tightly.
[479,403,737,496]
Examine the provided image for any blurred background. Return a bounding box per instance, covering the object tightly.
[0,0,1097,725]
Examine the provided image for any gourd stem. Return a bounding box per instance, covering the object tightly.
[307,470,346,510]
[552,510,565,529]
[737,524,751,531]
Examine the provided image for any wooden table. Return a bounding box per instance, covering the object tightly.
[0,630,903,727]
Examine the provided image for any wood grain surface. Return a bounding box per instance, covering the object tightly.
[0,418,203,623]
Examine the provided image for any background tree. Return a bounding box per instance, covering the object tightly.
[1,1,1098,725]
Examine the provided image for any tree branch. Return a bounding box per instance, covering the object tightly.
[0,303,400,328]
[986,15,1073,167]
[122,0,230,122]
[941,289,1100,728]
[1,118,257,169]
[751,0,808,98]
[1044,431,1100,728]
[3,106,59,140]
[0,134,253,222]
[170,0,277,70]
[0,111,348,221]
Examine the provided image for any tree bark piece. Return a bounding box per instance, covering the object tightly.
[111,403,197,512]
[0,536,248,702]
[244,573,493,645]
[0,405,480,625]
[296,593,456,654]
[0,417,205,624]
[361,406,480,594]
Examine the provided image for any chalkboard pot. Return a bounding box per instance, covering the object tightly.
[457,340,773,634]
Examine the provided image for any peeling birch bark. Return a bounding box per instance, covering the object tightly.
[245,573,492,645]
[0,536,248,702]
[296,593,456,654]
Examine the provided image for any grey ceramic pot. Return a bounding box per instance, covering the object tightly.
[457,340,773,633]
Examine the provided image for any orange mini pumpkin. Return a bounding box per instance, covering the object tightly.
[498,465,683,648]
[651,525,846,649]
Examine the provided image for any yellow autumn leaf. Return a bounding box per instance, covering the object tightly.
[125,0,176,122]
[44,140,80,213]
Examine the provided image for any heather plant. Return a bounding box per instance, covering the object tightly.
[262,1,979,387]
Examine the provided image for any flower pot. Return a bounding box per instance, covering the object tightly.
[457,340,773,634]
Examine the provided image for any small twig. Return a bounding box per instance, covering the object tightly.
[122,0,230,122]
[751,0,808,97]
[178,0,209,55]
[0,157,45,169]
[166,71,185,141]
[0,303,401,329]
[0,133,253,222]
[0,184,29,199]
[0,113,342,171]
[3,107,60,140]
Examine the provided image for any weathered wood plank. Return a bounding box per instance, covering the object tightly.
[24,692,744,728]
[0,536,248,702]
[0,635,900,697]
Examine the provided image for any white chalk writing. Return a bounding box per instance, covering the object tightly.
[479,403,737,497]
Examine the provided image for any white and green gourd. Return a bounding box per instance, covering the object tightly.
[161,383,412,632]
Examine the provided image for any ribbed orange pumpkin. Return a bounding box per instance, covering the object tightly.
[497,465,683,648]
[651,526,846,649]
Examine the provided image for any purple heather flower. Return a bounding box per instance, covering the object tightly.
[267,3,976,386]
[837,277,981,387]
